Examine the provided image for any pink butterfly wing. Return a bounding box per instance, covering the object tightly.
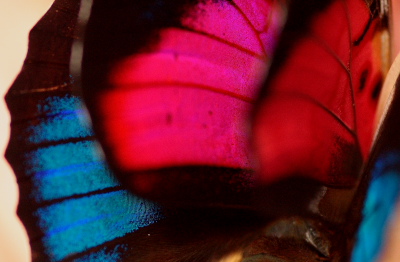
[81,0,286,201]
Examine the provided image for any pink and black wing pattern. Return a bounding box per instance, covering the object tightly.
[78,0,286,206]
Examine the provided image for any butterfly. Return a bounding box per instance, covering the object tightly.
[4,0,399,261]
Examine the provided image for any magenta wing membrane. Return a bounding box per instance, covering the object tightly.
[79,0,286,206]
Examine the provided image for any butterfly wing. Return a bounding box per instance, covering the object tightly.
[5,1,163,261]
[77,0,286,207]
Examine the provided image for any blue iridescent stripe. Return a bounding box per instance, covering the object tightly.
[24,140,101,175]
[31,160,120,202]
[26,109,94,144]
